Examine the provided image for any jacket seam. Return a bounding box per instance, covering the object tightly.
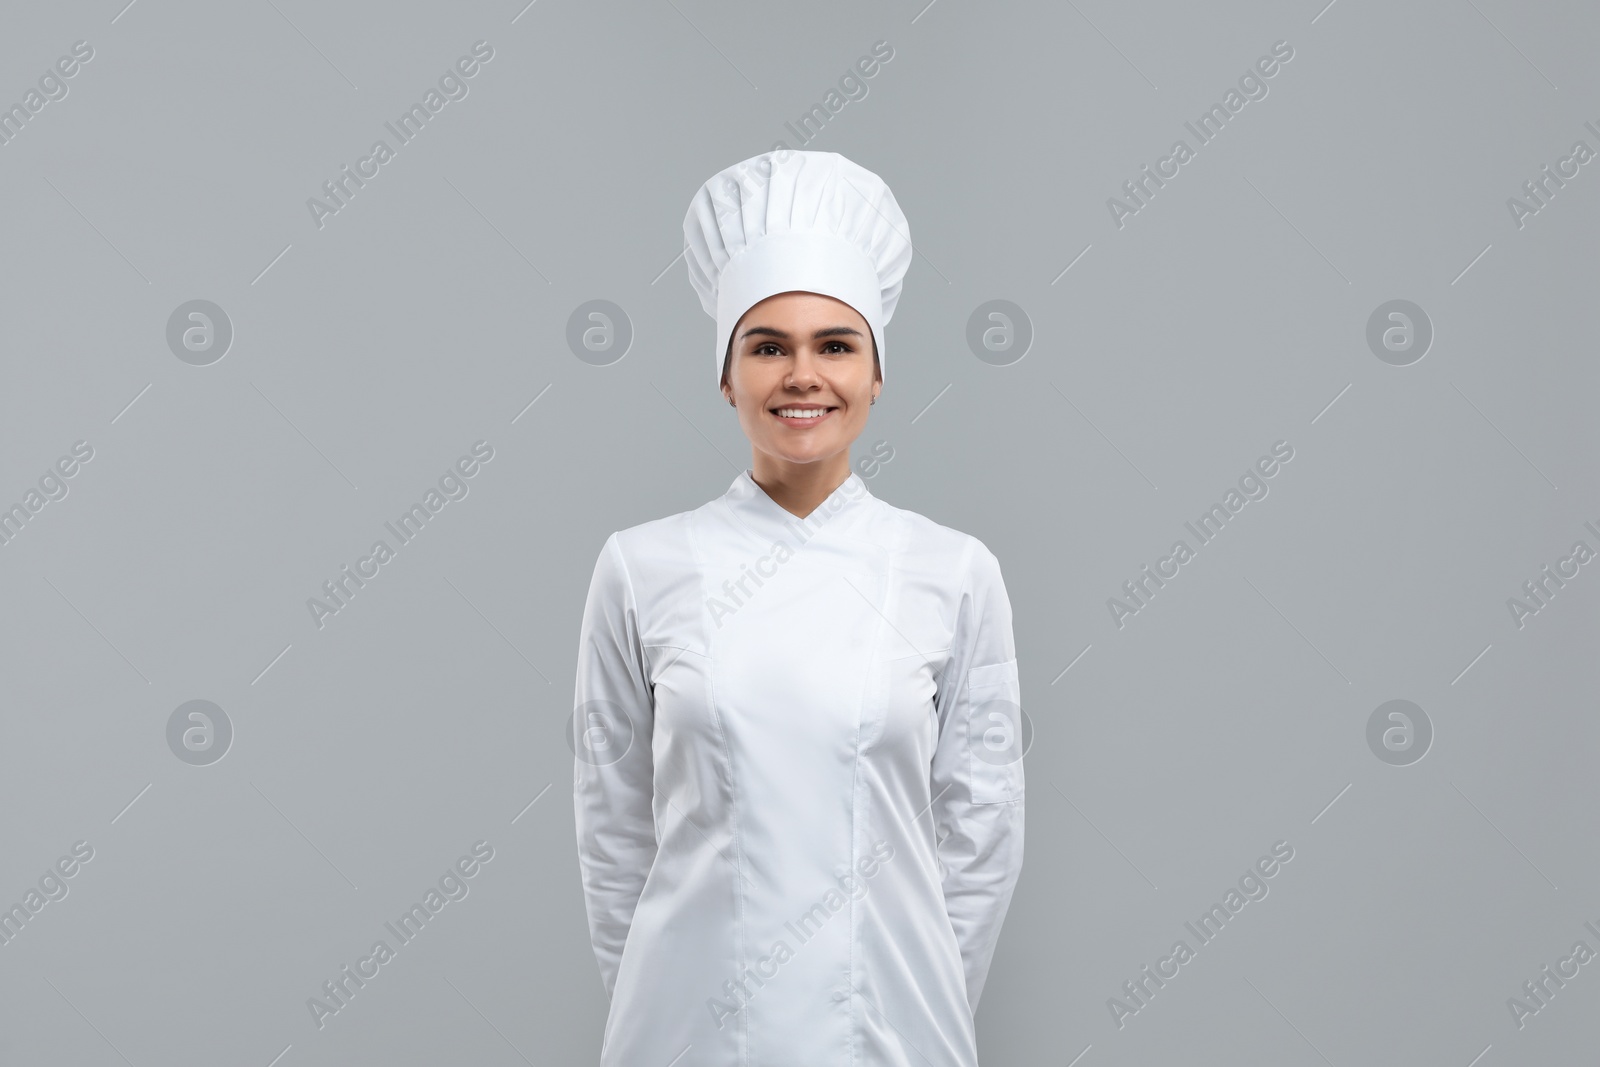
[687,513,751,1067]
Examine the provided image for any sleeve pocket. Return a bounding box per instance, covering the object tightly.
[966,659,1024,805]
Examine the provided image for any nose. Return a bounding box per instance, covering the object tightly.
[786,347,821,388]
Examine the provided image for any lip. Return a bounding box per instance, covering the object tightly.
[769,405,838,427]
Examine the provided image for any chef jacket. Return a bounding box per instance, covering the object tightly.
[573,467,1025,1066]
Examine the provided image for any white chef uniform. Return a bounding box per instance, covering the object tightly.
[572,150,1025,1066]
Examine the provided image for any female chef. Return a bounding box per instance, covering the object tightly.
[573,149,1024,1066]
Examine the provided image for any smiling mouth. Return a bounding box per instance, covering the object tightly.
[770,406,838,425]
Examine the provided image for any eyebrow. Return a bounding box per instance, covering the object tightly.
[737,325,865,342]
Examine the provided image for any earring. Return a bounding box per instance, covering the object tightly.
[870,396,876,405]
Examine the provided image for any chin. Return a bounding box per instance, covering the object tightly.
[761,440,837,465]
[773,447,830,464]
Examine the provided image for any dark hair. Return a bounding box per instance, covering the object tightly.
[720,334,881,390]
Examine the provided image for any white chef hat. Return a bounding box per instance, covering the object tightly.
[683,150,913,388]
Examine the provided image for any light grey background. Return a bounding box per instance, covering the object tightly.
[1,0,1596,1064]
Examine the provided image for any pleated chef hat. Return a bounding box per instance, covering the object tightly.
[683,150,913,388]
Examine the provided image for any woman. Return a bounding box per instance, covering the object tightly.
[573,149,1024,1066]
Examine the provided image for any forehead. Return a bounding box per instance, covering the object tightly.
[737,290,867,326]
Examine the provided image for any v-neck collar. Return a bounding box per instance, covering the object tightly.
[720,467,874,545]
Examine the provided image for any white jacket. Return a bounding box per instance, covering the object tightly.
[573,468,1025,1065]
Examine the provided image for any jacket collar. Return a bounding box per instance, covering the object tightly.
[720,467,874,546]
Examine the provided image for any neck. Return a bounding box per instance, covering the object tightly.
[749,450,852,519]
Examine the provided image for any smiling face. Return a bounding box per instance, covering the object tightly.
[721,290,880,474]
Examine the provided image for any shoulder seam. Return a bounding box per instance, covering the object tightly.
[605,532,641,615]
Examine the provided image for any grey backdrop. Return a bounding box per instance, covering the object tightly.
[1,0,1596,1064]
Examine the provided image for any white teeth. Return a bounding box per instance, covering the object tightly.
[775,408,830,418]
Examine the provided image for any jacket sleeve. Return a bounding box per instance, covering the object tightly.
[928,538,1025,1015]
[572,532,657,1000]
